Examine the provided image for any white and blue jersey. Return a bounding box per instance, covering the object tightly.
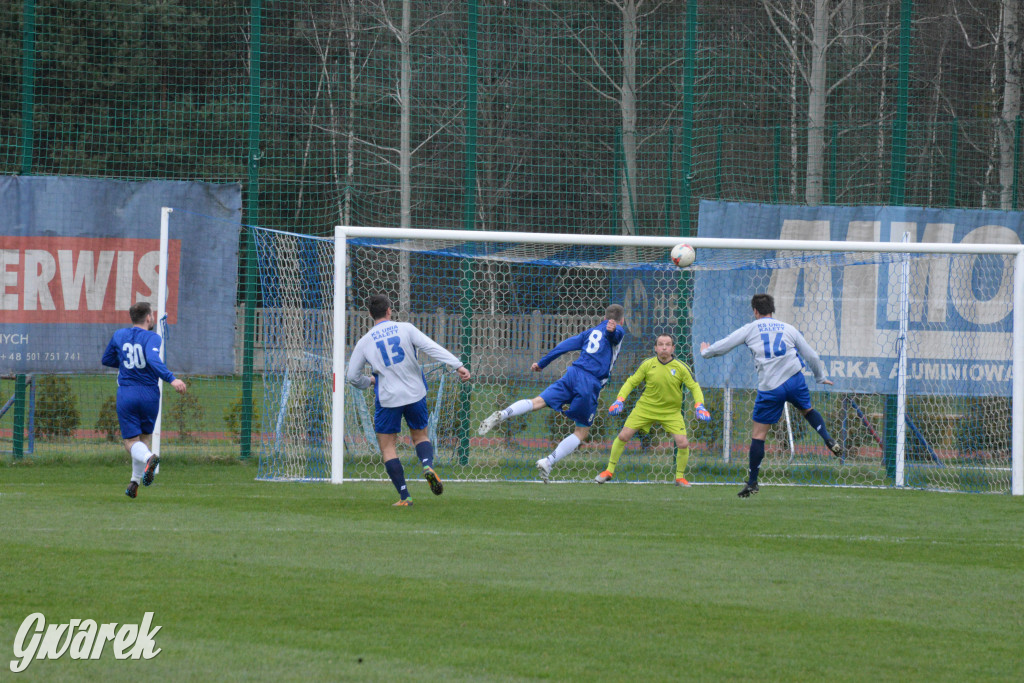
[700,317,827,425]
[347,320,463,434]
[537,321,626,426]
[101,327,175,439]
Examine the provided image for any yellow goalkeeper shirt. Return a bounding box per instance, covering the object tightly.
[616,356,705,419]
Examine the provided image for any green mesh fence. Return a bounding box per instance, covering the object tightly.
[1,1,1021,471]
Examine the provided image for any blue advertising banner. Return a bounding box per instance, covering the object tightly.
[0,176,241,374]
[693,200,1021,397]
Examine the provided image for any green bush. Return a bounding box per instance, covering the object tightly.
[95,395,120,442]
[166,380,205,442]
[35,375,81,440]
[224,394,260,444]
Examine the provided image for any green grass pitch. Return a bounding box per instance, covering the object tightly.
[1,461,1022,681]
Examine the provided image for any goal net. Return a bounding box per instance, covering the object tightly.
[252,225,1023,494]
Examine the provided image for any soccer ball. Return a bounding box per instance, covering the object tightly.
[670,243,695,267]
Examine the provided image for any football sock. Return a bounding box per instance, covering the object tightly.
[547,433,581,465]
[606,437,626,474]
[675,446,690,479]
[129,442,152,482]
[803,409,834,444]
[416,441,434,469]
[129,441,152,465]
[384,458,410,500]
[502,399,535,420]
[747,438,765,485]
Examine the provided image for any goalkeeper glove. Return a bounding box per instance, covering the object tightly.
[608,398,625,415]
[694,403,711,422]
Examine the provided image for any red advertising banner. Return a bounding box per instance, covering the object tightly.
[0,237,180,324]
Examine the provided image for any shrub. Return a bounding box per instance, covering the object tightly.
[166,380,205,442]
[95,395,120,442]
[224,394,260,444]
[35,375,81,440]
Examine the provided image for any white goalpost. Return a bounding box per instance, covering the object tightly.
[252,224,1023,495]
[152,206,173,462]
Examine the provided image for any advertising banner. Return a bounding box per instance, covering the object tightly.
[0,176,241,374]
[693,200,1021,397]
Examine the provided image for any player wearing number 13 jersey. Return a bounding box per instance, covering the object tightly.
[477,304,627,482]
[101,301,187,499]
[700,293,840,498]
[347,294,471,506]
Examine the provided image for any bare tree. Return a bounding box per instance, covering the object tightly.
[761,0,886,205]
[951,0,1021,208]
[539,0,684,238]
[362,0,459,312]
[998,0,1022,209]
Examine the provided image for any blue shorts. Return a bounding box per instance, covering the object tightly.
[752,372,812,425]
[116,385,161,440]
[540,365,603,427]
[374,397,429,434]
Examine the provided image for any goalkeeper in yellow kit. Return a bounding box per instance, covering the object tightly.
[596,333,711,486]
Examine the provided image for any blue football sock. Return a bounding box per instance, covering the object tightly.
[384,458,409,499]
[416,441,434,469]
[803,409,834,444]
[748,439,765,485]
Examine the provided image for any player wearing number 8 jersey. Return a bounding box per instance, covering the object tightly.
[477,304,627,482]
[101,301,187,499]
[700,293,840,498]
[347,294,471,506]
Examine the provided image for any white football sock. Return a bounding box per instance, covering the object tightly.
[129,442,152,482]
[547,434,581,465]
[502,399,535,420]
[130,441,152,466]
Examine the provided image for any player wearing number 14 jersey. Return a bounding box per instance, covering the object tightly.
[478,304,627,482]
[101,301,187,499]
[346,294,471,506]
[700,293,840,498]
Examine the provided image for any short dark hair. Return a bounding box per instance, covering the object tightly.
[605,304,625,322]
[130,301,152,324]
[751,293,775,316]
[655,333,675,346]
[367,294,391,320]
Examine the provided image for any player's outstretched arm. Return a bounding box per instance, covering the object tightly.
[536,332,585,369]
[614,360,648,406]
[700,324,749,359]
[410,326,464,371]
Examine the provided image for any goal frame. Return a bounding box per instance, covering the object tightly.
[333,226,1024,495]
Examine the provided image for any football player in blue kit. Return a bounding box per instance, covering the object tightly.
[102,301,187,499]
[478,304,627,482]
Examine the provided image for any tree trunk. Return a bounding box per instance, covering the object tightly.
[344,0,357,227]
[999,0,1021,210]
[399,0,411,314]
[620,0,638,238]
[805,0,829,206]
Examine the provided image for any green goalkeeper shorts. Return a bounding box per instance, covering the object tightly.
[624,407,687,436]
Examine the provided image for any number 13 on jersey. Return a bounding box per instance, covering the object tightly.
[375,336,406,366]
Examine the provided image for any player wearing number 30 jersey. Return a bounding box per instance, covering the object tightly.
[700,293,840,498]
[101,301,187,499]
[347,294,471,506]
